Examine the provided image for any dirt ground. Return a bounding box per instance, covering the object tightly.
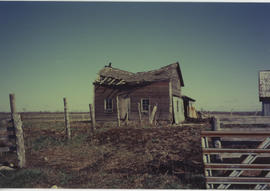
[0,120,211,188]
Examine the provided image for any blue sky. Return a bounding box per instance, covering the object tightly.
[0,2,269,112]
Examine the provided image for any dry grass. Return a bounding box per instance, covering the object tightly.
[0,120,210,188]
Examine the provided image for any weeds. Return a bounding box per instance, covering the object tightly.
[31,136,64,151]
[0,168,47,188]
[2,120,206,188]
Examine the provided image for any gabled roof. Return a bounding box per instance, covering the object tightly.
[94,62,184,87]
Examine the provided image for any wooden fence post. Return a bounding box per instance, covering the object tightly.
[63,98,71,140]
[211,117,221,131]
[150,105,158,125]
[138,103,142,125]
[9,94,26,168]
[148,105,151,124]
[89,104,95,133]
[9,94,16,114]
[116,96,121,127]
[211,117,222,161]
[125,110,129,126]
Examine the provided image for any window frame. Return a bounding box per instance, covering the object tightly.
[141,98,150,112]
[104,98,113,113]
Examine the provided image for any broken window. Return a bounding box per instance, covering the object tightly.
[141,98,150,112]
[104,98,113,112]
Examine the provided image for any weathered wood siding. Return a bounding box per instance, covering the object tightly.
[94,86,118,121]
[259,71,270,116]
[259,70,270,100]
[129,81,171,122]
[94,81,171,122]
[170,68,182,97]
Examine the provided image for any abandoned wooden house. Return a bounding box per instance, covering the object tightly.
[259,70,270,116]
[93,62,196,124]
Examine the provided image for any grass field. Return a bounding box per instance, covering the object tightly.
[0,119,211,188]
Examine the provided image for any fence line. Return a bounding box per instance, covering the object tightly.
[0,112,91,122]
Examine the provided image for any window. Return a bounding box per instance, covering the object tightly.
[141,98,150,112]
[104,98,113,112]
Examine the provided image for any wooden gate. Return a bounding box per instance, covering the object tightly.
[201,116,270,189]
[0,119,16,153]
[0,115,26,168]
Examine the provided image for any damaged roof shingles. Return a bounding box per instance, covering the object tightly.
[96,62,184,87]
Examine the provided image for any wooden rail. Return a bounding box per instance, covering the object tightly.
[206,177,270,184]
[0,112,91,122]
[204,163,270,170]
[219,116,270,125]
[202,131,270,137]
[201,116,270,189]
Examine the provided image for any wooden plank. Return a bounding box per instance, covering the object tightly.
[221,137,266,141]
[169,80,173,123]
[1,127,15,131]
[0,146,16,152]
[220,153,243,158]
[99,76,108,85]
[107,78,116,85]
[0,134,16,140]
[116,96,120,127]
[0,129,7,135]
[0,129,15,136]
[201,137,213,189]
[201,130,270,137]
[0,147,11,152]
[205,163,270,170]
[221,127,270,131]
[206,177,270,184]
[138,103,142,125]
[0,119,12,127]
[219,153,270,158]
[21,118,90,122]
[0,137,9,141]
[203,148,270,154]
[149,105,157,125]
[116,79,125,85]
